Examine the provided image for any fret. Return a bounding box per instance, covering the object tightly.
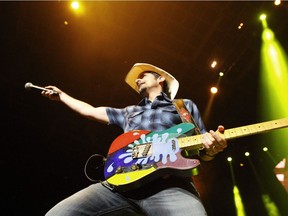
[178,135,202,149]
[224,129,236,139]
[265,119,287,130]
[177,118,288,150]
[235,127,244,136]
[239,126,250,135]
[246,124,259,135]
[254,123,266,133]
[224,118,288,140]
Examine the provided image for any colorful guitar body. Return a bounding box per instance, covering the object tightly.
[104,123,200,191]
[103,117,288,191]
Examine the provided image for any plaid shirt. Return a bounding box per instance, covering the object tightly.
[106,93,206,133]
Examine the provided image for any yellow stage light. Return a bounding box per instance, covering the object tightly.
[233,186,246,216]
[260,17,288,154]
[71,1,80,10]
[260,14,267,21]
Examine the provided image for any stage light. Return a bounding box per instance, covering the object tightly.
[262,194,281,215]
[211,60,217,68]
[69,1,84,16]
[227,157,246,215]
[233,186,246,216]
[245,152,250,157]
[71,1,80,10]
[210,87,218,94]
[274,0,281,6]
[238,22,244,30]
[260,14,267,21]
[219,72,224,77]
[263,147,268,152]
[262,29,275,41]
[259,15,288,155]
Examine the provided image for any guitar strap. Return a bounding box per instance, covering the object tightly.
[173,99,201,135]
[173,99,204,157]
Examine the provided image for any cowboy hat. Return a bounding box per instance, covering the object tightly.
[125,63,179,99]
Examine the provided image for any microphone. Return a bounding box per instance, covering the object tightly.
[24,82,58,95]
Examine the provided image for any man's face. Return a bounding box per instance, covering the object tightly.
[135,72,161,95]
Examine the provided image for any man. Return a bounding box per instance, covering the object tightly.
[43,63,227,216]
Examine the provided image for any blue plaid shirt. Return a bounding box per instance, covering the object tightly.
[106,93,206,133]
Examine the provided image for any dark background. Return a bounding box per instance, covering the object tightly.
[1,1,287,215]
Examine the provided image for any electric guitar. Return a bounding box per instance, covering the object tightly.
[104,118,288,191]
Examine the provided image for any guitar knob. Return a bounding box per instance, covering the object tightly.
[131,164,138,171]
[116,166,123,173]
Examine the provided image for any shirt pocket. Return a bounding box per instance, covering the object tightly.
[159,107,182,125]
[126,110,144,130]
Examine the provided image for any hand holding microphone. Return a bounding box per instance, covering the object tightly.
[25,82,61,100]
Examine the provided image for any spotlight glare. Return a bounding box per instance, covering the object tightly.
[260,14,267,21]
[263,147,268,152]
[219,72,224,77]
[233,186,246,215]
[71,1,80,10]
[262,29,275,42]
[227,157,232,162]
[211,61,217,68]
[245,152,250,157]
[274,0,281,6]
[210,87,218,94]
[238,23,244,29]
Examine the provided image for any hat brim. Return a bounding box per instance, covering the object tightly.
[125,63,179,99]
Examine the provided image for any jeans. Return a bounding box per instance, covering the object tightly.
[45,182,207,216]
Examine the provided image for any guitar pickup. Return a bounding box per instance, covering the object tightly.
[132,143,153,159]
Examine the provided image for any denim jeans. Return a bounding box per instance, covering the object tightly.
[45,182,207,216]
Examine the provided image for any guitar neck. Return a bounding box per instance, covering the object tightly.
[178,118,288,149]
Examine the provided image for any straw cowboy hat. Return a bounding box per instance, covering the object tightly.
[125,63,179,99]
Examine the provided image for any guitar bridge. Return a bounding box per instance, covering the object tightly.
[132,143,152,159]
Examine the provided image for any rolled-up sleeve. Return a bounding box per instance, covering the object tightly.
[106,107,126,130]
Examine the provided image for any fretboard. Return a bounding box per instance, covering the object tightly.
[178,118,288,150]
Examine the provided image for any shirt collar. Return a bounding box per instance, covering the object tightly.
[138,92,172,106]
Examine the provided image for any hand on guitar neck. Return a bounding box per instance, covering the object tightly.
[201,125,227,161]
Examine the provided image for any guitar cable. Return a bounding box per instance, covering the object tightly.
[84,154,107,182]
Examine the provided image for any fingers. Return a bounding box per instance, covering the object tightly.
[45,85,59,92]
[41,86,61,100]
[210,129,227,149]
[202,125,227,156]
[201,132,213,148]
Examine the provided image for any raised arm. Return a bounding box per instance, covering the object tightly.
[42,85,109,124]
